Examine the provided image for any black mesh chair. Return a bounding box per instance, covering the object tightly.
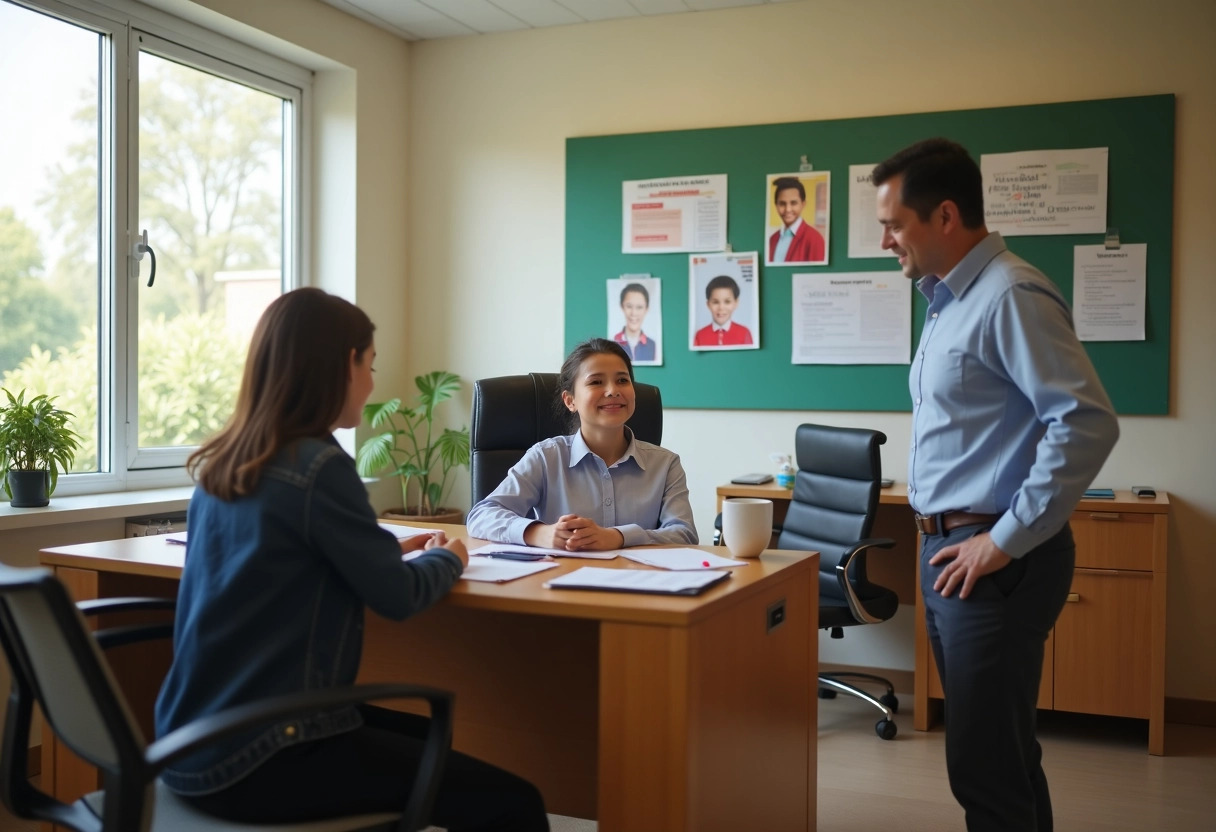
[470,371,663,504]
[0,563,452,832]
[775,423,901,740]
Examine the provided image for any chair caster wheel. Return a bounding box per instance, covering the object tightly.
[818,688,838,700]
[875,719,897,740]
[879,692,900,713]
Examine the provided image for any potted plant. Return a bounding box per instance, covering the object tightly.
[0,388,82,508]
[356,371,471,523]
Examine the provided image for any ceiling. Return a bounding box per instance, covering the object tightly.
[317,0,795,42]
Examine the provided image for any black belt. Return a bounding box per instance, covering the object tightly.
[914,511,1001,536]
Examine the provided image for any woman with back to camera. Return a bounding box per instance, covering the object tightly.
[154,287,548,831]
[466,337,697,550]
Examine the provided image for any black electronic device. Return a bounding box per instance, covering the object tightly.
[1131,486,1157,498]
[730,473,774,485]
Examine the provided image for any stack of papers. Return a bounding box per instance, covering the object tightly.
[622,548,749,570]
[546,566,731,596]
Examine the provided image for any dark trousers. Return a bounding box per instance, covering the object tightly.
[921,523,1075,832]
[183,705,550,832]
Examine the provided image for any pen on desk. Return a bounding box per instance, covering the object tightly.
[481,552,551,562]
[166,538,186,546]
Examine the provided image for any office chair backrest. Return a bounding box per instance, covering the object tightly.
[776,424,886,595]
[0,565,142,775]
[470,371,663,504]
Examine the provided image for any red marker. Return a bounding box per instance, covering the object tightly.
[702,560,710,567]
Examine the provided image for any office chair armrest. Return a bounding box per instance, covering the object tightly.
[835,537,896,625]
[147,683,452,832]
[75,597,177,650]
[76,597,176,616]
[146,682,451,770]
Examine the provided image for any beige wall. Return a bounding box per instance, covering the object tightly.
[405,0,1216,700]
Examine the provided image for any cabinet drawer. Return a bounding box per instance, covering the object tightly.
[1053,569,1152,719]
[1071,510,1155,570]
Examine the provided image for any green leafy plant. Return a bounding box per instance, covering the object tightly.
[356,371,471,517]
[0,387,82,497]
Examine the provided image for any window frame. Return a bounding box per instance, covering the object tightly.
[5,0,311,495]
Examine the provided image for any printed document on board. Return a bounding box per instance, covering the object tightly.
[623,174,727,253]
[791,272,911,364]
[981,147,1108,235]
[848,164,897,260]
[1072,244,1147,341]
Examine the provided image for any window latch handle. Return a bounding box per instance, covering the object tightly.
[133,229,157,287]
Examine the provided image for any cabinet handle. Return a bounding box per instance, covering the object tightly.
[1066,593,1080,603]
[1088,512,1122,521]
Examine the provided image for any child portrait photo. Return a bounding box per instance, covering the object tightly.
[764,171,831,266]
[688,252,760,351]
[607,275,662,365]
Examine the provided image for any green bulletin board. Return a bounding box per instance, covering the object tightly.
[564,95,1173,413]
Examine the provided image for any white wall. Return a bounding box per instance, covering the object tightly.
[405,0,1216,700]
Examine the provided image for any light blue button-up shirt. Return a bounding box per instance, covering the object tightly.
[466,429,698,547]
[774,218,801,262]
[908,232,1119,558]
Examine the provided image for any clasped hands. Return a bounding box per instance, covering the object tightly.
[399,531,469,567]
[525,514,625,551]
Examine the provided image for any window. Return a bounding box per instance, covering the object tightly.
[0,0,305,491]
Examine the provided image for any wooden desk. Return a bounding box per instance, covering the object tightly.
[39,529,819,831]
[716,484,1170,754]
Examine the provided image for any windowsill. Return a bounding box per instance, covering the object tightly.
[0,487,194,533]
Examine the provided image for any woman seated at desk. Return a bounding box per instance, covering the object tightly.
[466,338,697,550]
[154,288,548,831]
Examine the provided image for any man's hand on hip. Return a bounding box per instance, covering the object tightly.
[929,531,1012,599]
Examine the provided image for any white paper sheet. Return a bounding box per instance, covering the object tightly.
[791,272,910,364]
[1072,244,1147,341]
[622,174,727,254]
[622,548,749,570]
[848,164,896,260]
[461,559,560,583]
[379,521,442,540]
[545,566,731,594]
[981,147,1108,236]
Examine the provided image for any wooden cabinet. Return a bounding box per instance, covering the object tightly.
[916,492,1169,754]
[714,483,1170,755]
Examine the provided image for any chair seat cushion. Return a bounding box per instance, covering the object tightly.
[83,782,400,831]
[819,587,899,630]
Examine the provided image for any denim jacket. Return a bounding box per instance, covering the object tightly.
[154,436,462,795]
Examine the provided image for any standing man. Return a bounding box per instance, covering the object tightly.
[767,176,825,264]
[873,139,1118,831]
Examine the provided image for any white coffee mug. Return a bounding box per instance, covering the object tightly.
[722,498,773,559]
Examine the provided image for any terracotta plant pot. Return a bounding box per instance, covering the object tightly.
[382,508,465,526]
[7,470,50,508]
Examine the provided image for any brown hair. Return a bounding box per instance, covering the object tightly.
[188,287,375,499]
[871,138,986,229]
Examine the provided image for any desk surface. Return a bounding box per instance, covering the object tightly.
[40,526,820,831]
[40,524,816,627]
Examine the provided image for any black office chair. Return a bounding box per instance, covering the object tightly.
[775,423,901,740]
[470,371,663,504]
[0,564,452,832]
